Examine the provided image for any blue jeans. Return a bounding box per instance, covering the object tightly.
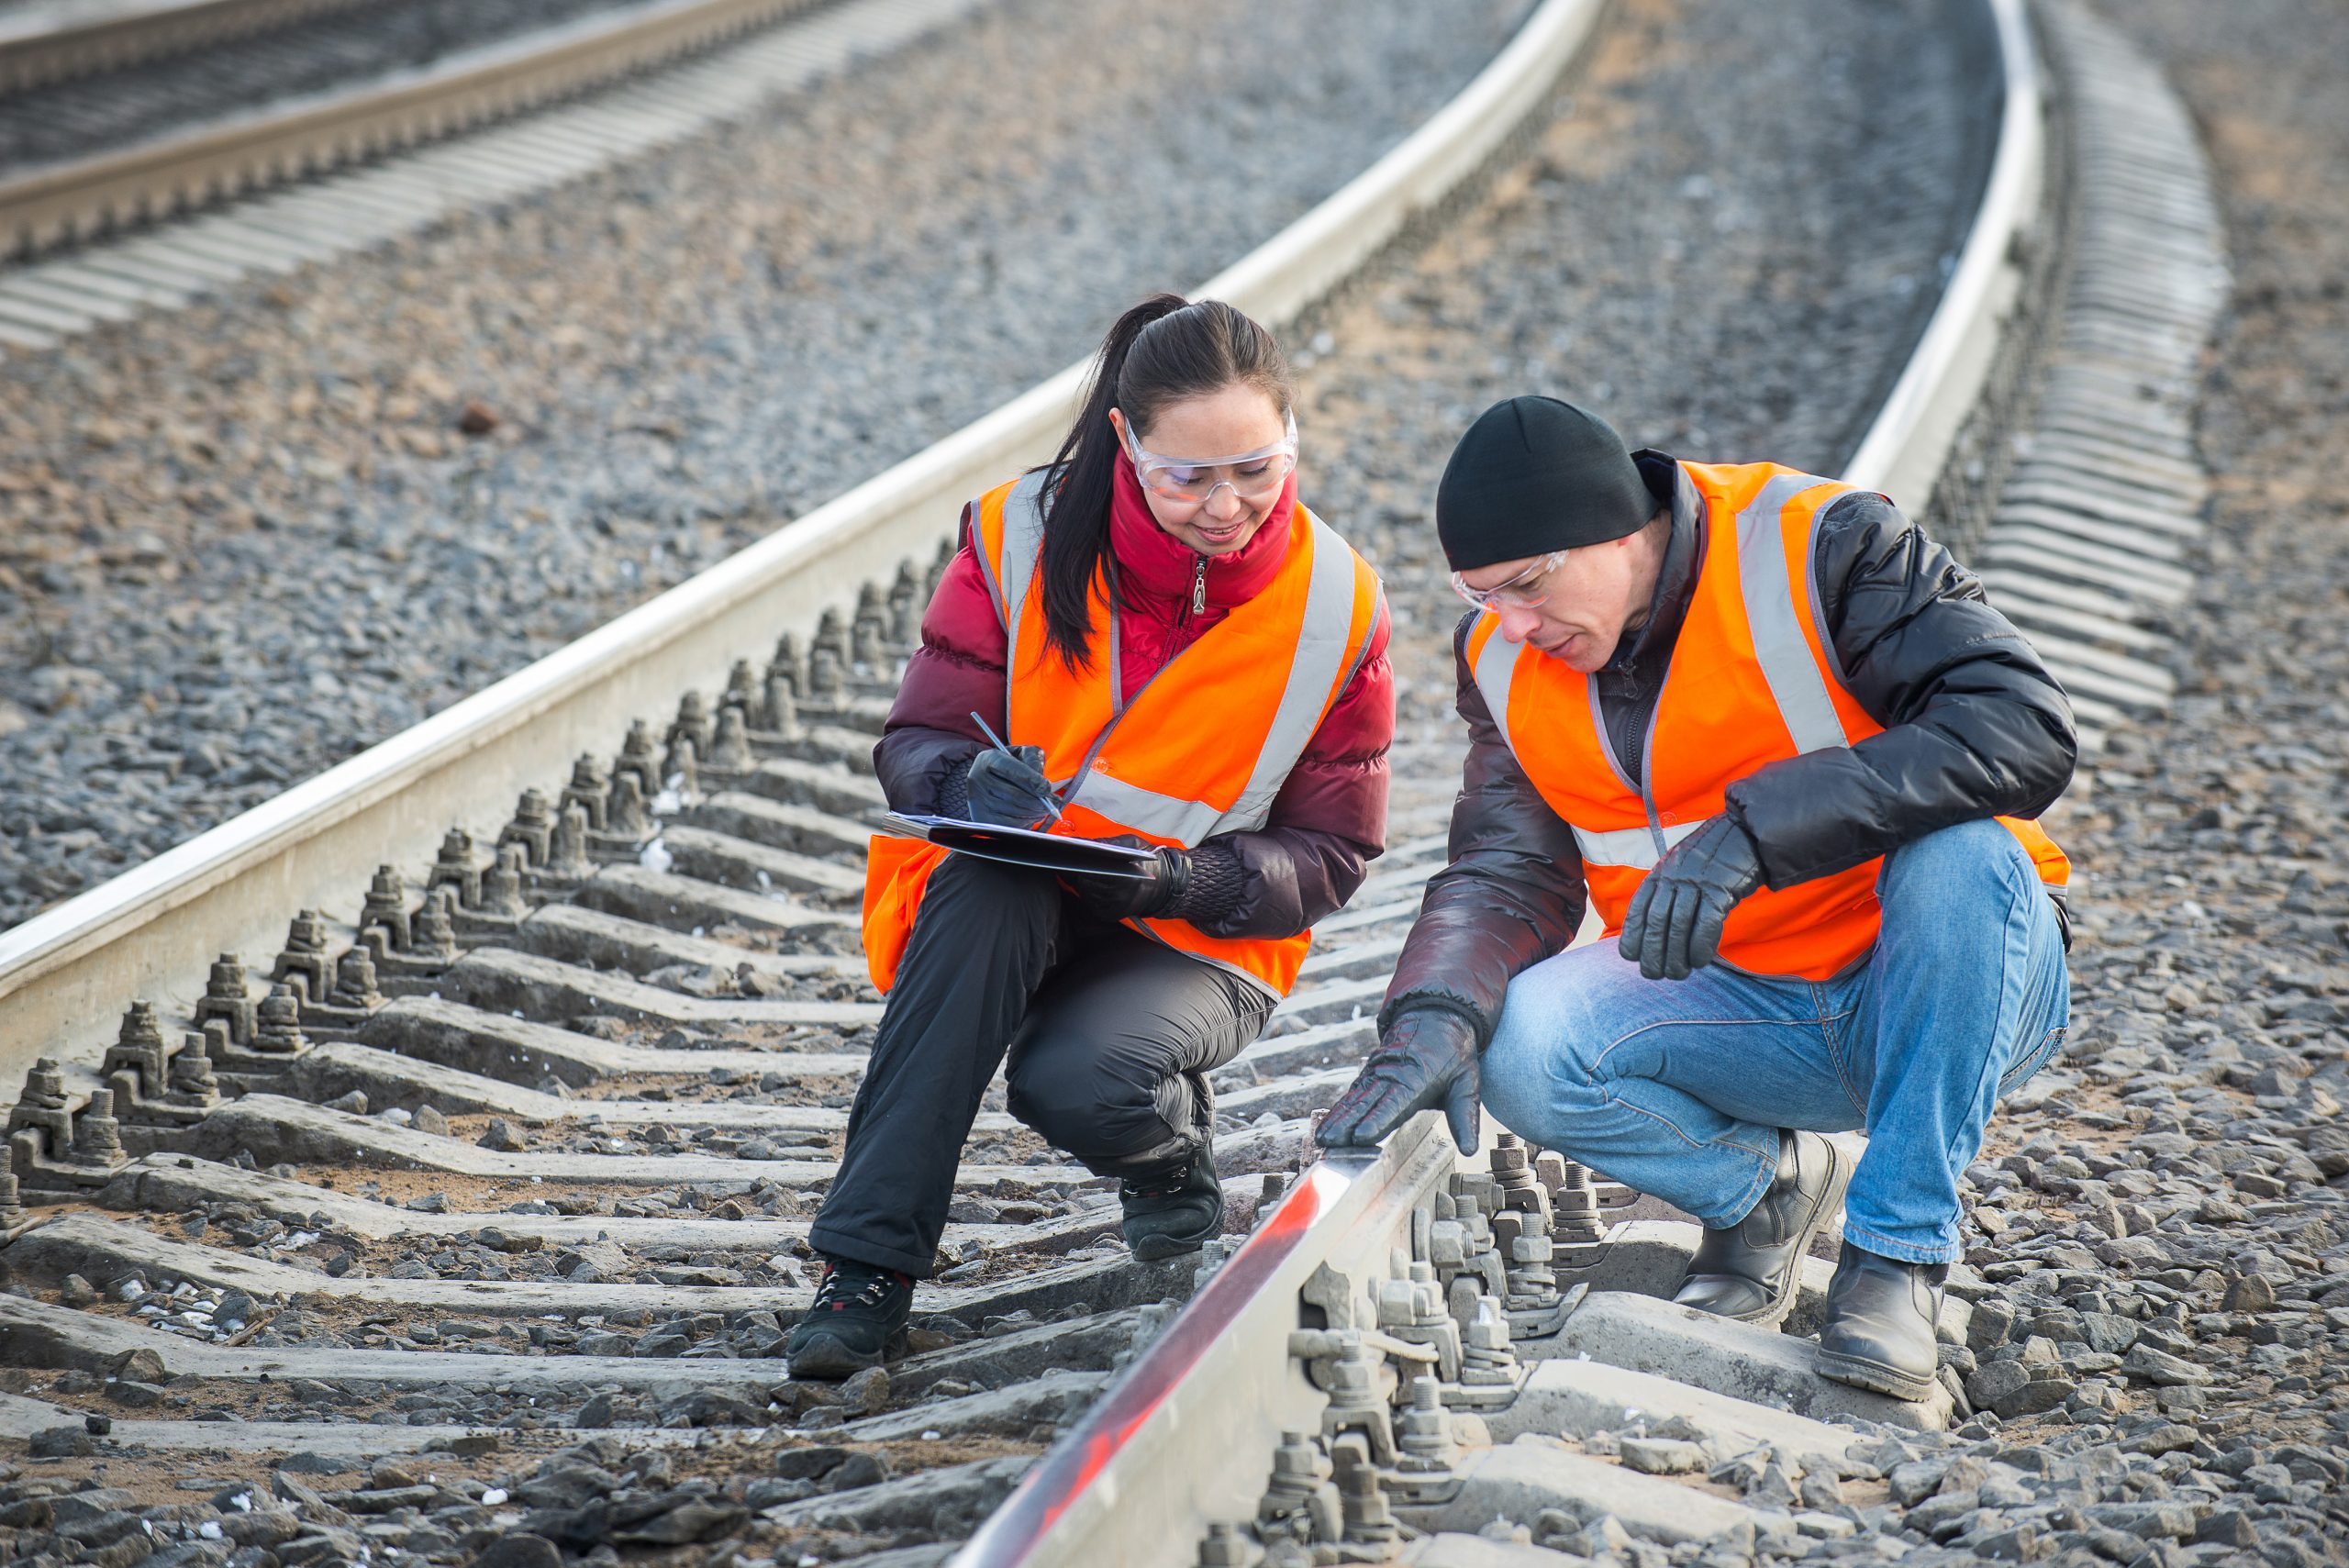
[1481,820,2070,1264]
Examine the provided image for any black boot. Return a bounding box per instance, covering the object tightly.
[1815,1244,1946,1403]
[1672,1129,1849,1327]
[1119,1143,1224,1262]
[784,1257,913,1379]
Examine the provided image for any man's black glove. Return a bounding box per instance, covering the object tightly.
[1066,839,1190,922]
[1619,815,1765,980]
[1314,1006,1482,1156]
[964,744,1057,828]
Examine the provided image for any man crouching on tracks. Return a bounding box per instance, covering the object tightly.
[1319,395,2076,1403]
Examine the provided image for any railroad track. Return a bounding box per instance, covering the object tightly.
[0,0,916,277]
[0,0,373,95]
[0,0,1002,353]
[0,0,986,350]
[0,0,713,174]
[0,0,2228,1564]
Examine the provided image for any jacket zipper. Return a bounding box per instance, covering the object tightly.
[1627,657,1672,855]
[1637,700,1667,858]
[1619,672,1664,788]
[1070,552,1214,789]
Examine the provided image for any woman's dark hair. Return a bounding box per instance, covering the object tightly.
[1034,294,1295,667]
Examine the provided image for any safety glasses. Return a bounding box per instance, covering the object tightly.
[1451,550,1569,612]
[1121,410,1298,506]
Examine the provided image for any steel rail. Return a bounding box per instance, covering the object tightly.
[1842,0,2043,499]
[956,1129,1456,1567]
[0,0,826,257]
[952,0,2050,1562]
[0,0,371,95]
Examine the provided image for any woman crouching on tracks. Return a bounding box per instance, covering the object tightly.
[785,295,1396,1377]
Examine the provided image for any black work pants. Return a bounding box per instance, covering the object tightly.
[810,853,1275,1278]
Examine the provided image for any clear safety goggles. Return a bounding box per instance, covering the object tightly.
[1451,550,1569,612]
[1121,410,1298,506]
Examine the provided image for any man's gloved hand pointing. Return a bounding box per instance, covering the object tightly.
[1619,815,1765,980]
[1315,1006,1483,1157]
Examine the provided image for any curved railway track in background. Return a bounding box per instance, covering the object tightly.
[0,0,997,351]
[0,0,847,261]
[0,0,371,94]
[0,0,2229,1563]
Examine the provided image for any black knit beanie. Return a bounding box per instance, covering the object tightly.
[1436,396,1652,571]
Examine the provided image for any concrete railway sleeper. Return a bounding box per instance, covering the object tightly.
[0,0,2257,1565]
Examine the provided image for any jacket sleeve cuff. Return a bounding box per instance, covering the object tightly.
[1168,839,1246,927]
[936,754,974,819]
[1375,991,1494,1051]
[1722,753,1884,887]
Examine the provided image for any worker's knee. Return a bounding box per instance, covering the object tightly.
[1006,1035,1183,1159]
[1876,819,2032,920]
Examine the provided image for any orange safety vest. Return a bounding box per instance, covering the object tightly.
[1465,460,2068,982]
[863,470,1385,998]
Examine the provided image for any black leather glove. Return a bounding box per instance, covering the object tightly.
[1065,838,1190,921]
[1314,1006,1482,1157]
[963,744,1056,828]
[1618,815,1765,980]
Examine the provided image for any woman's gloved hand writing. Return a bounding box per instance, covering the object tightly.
[963,744,1057,828]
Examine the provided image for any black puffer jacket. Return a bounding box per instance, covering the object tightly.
[1382,452,2078,1043]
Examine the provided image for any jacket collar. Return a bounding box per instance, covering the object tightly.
[1108,450,1299,611]
[1606,450,1704,673]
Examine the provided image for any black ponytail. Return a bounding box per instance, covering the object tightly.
[1035,295,1295,668]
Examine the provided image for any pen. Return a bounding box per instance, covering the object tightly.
[970,711,1063,824]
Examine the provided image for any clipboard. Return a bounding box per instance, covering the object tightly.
[877,813,1158,880]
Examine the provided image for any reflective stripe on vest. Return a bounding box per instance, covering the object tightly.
[1737,472,1849,756]
[977,467,1052,673]
[1572,819,1705,871]
[1471,607,1521,756]
[1466,459,2067,978]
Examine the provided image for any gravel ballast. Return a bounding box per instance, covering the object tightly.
[0,0,1531,931]
[1879,0,2349,1558]
[8,0,2347,1558]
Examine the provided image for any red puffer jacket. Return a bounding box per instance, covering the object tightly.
[874,455,1394,938]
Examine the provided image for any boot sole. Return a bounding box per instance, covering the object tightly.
[1128,1218,1220,1262]
[1122,1211,1221,1267]
[1814,1344,1938,1405]
[1709,1135,1854,1329]
[785,1326,906,1381]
